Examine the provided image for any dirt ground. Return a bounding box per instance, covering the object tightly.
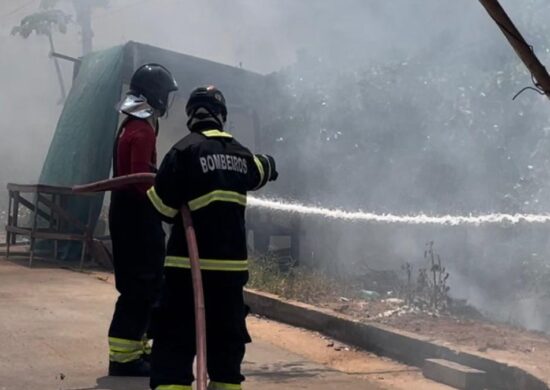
[0,257,450,390]
[249,316,452,390]
[4,244,548,387]
[320,296,550,385]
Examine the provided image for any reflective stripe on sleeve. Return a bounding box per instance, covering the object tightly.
[155,386,192,390]
[188,190,246,211]
[253,156,265,189]
[147,186,179,218]
[164,256,248,272]
[202,129,233,138]
[207,382,242,390]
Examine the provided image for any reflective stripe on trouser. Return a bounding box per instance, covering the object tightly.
[155,386,192,390]
[149,269,249,388]
[208,382,242,390]
[164,256,248,271]
[109,337,143,363]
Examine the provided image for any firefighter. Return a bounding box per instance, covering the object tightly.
[108,64,178,377]
[147,86,278,390]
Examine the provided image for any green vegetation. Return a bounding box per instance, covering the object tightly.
[248,255,352,303]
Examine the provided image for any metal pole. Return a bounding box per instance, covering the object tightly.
[479,0,550,97]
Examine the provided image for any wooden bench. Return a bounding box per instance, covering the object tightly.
[5,183,96,268]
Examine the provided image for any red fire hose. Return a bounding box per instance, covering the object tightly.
[73,173,208,390]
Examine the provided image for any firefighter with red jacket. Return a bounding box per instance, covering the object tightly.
[108,64,178,377]
[147,86,278,390]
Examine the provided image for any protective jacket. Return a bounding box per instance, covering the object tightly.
[113,117,158,192]
[108,117,165,366]
[147,129,275,274]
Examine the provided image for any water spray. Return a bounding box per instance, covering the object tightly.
[248,196,550,226]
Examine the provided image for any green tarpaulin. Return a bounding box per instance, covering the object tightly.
[39,45,124,259]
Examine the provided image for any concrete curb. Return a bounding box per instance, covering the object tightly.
[244,289,548,390]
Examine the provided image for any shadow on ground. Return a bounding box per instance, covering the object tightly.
[69,376,149,390]
[243,360,336,383]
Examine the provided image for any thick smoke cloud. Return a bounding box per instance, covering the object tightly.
[2,0,550,330]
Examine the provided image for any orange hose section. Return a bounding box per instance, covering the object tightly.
[73,173,208,390]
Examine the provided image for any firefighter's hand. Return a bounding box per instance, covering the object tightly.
[265,154,278,181]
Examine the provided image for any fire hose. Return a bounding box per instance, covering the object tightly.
[73,173,208,390]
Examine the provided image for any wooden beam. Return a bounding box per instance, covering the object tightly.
[37,194,88,233]
[15,193,51,222]
[479,0,550,97]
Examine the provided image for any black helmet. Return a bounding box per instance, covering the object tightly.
[185,85,227,122]
[130,63,178,115]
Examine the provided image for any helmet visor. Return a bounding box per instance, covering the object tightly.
[163,91,177,118]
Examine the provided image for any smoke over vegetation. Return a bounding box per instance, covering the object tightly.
[3,0,550,331]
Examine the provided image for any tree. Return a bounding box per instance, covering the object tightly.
[11,9,72,102]
[12,0,109,102]
[41,0,109,55]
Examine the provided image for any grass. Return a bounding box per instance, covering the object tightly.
[248,254,352,304]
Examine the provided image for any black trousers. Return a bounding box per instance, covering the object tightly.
[150,268,251,388]
[108,191,165,344]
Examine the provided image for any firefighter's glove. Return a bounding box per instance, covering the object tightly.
[264,154,278,181]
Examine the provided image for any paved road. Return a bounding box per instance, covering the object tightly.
[0,259,391,390]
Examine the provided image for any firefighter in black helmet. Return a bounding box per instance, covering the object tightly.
[148,86,278,390]
[108,64,178,377]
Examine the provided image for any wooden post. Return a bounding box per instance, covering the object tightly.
[29,193,39,267]
[479,0,550,97]
[6,191,13,258]
[54,194,60,260]
[12,191,19,245]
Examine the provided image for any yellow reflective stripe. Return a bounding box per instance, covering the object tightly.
[108,337,143,351]
[202,129,233,138]
[109,337,143,362]
[147,186,178,218]
[165,256,248,271]
[253,156,265,188]
[188,190,246,211]
[208,382,242,390]
[109,350,143,363]
[155,385,192,390]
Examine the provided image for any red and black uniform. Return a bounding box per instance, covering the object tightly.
[108,117,165,364]
[147,129,276,390]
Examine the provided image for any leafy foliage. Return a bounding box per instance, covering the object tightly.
[40,0,109,10]
[11,9,71,38]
